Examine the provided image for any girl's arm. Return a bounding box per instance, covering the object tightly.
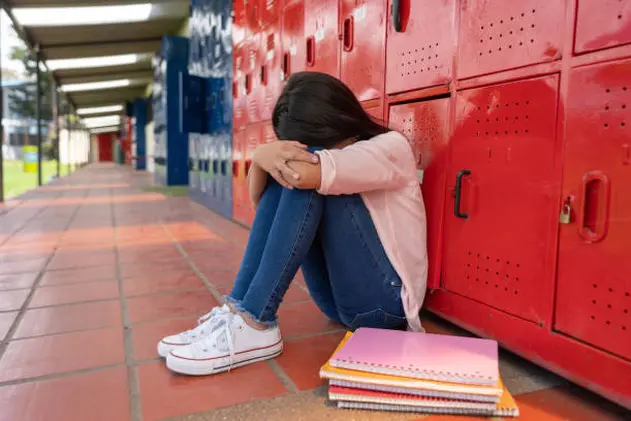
[247,162,268,208]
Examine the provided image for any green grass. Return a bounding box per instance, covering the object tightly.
[3,160,71,199]
[141,185,190,197]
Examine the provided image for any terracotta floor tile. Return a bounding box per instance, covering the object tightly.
[131,317,197,361]
[0,311,18,340]
[198,268,238,287]
[278,301,343,338]
[120,260,193,279]
[276,331,346,391]
[47,250,116,270]
[0,367,130,421]
[0,258,48,275]
[138,360,287,421]
[514,384,630,421]
[0,272,39,291]
[39,266,117,286]
[126,290,217,324]
[29,280,119,307]
[0,327,125,382]
[14,300,121,338]
[0,289,30,312]
[118,246,182,263]
[123,272,205,297]
[0,252,50,264]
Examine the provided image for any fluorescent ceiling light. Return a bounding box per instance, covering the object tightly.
[77,105,124,115]
[90,126,121,134]
[83,115,121,129]
[47,54,149,71]
[13,4,153,27]
[61,79,131,93]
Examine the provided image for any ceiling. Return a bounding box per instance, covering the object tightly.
[6,0,189,126]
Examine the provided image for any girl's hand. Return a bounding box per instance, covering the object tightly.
[252,141,319,189]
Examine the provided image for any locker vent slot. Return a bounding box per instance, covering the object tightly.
[473,101,532,137]
[464,252,521,296]
[589,284,630,334]
[398,43,443,78]
[476,9,539,57]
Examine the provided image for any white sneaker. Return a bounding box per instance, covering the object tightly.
[166,313,283,376]
[157,304,231,358]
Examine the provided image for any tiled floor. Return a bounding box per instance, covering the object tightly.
[0,163,628,421]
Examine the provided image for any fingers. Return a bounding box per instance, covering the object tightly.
[281,146,319,163]
[276,159,300,181]
[283,141,308,149]
[270,169,294,189]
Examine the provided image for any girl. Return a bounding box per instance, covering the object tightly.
[158,72,427,376]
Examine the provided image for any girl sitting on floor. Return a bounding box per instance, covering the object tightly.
[158,71,427,376]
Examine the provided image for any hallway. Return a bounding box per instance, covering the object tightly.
[0,164,627,421]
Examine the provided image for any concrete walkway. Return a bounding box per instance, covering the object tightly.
[0,164,627,421]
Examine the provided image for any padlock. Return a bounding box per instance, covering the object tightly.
[559,203,571,224]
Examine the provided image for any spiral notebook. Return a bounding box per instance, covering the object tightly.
[330,327,499,386]
[332,380,519,417]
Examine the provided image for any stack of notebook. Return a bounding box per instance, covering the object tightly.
[320,328,519,417]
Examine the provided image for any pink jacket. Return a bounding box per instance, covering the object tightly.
[316,131,428,332]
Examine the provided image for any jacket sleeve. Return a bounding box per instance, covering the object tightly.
[315,131,416,195]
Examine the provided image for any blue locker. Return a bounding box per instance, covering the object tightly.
[152,36,190,186]
[133,98,147,170]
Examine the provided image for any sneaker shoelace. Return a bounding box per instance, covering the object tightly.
[179,304,230,342]
[191,312,239,370]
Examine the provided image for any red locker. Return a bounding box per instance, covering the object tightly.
[555,58,631,361]
[261,120,277,143]
[259,0,284,28]
[233,44,249,130]
[389,98,451,290]
[246,0,262,34]
[575,0,631,54]
[442,75,560,324]
[281,0,305,80]
[246,33,262,123]
[340,0,386,101]
[259,20,283,121]
[457,0,564,80]
[304,0,340,77]
[233,0,248,46]
[232,129,249,225]
[385,0,456,95]
[363,101,383,121]
[97,133,114,162]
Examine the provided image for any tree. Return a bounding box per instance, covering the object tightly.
[7,46,53,123]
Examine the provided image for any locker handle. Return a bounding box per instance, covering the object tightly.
[577,171,610,243]
[260,64,268,86]
[232,81,238,98]
[343,17,354,52]
[245,74,252,94]
[306,36,316,67]
[233,160,239,177]
[392,0,403,32]
[221,160,228,176]
[282,52,291,80]
[454,170,471,219]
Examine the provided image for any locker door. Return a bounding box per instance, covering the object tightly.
[389,98,451,290]
[304,0,340,77]
[246,0,261,36]
[261,120,277,143]
[555,59,631,360]
[246,33,262,123]
[179,72,206,134]
[340,0,386,101]
[281,0,305,80]
[385,0,456,95]
[457,0,564,80]
[233,0,248,46]
[259,0,284,28]
[233,129,248,224]
[233,45,249,130]
[189,134,199,192]
[575,0,631,54]
[443,76,560,324]
[260,20,283,121]
[206,77,222,135]
[220,132,233,218]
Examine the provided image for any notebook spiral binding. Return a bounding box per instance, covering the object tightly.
[337,401,519,417]
[328,379,499,403]
[332,359,496,386]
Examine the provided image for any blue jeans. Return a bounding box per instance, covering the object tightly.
[227,179,406,331]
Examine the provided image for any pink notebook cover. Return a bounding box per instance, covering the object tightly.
[330,328,498,386]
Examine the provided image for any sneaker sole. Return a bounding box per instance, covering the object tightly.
[166,342,283,376]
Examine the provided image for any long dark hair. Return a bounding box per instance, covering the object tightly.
[272,72,389,149]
